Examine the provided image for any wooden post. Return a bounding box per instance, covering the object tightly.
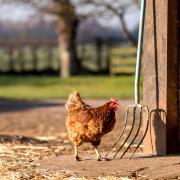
[143,0,180,155]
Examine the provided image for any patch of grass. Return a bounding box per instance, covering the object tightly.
[0,75,142,100]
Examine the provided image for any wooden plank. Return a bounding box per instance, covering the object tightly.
[178,6,180,152]
[143,0,179,155]
[109,47,136,75]
[166,0,179,154]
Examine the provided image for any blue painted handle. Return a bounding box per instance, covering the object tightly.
[134,0,146,104]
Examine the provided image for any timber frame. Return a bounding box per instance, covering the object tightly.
[143,0,180,155]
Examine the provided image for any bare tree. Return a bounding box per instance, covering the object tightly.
[74,0,140,47]
[0,0,79,77]
[0,0,140,76]
[34,0,80,77]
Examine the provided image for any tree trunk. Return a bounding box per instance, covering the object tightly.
[56,13,79,77]
[34,0,80,77]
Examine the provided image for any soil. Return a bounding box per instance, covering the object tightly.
[0,99,179,179]
[40,154,180,179]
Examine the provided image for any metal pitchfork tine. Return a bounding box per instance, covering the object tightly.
[105,0,150,160]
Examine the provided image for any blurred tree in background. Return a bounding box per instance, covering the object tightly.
[75,0,140,46]
[0,0,79,77]
[0,0,140,77]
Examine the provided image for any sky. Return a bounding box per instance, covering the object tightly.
[0,3,140,31]
[0,4,37,22]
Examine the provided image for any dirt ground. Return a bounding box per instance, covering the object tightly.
[40,154,180,179]
[0,99,179,179]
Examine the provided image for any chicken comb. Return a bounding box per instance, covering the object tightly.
[110,98,119,104]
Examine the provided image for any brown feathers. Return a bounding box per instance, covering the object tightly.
[66,91,119,147]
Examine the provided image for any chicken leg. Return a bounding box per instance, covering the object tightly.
[91,140,101,161]
[94,146,101,161]
[74,145,80,161]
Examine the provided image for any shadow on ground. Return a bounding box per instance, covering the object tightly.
[0,134,48,144]
[0,99,64,112]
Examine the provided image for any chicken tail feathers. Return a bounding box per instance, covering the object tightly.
[65,91,82,111]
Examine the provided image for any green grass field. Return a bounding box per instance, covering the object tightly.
[0,75,142,100]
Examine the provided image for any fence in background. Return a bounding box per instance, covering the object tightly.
[0,41,136,75]
[109,47,136,75]
[0,45,59,73]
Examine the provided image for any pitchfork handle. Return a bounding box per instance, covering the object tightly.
[135,0,146,104]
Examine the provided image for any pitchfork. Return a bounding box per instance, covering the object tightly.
[105,0,150,160]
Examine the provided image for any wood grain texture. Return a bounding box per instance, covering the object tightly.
[143,0,179,155]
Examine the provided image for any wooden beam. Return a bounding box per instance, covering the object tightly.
[143,0,180,155]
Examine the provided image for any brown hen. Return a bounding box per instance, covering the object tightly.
[65,91,119,161]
